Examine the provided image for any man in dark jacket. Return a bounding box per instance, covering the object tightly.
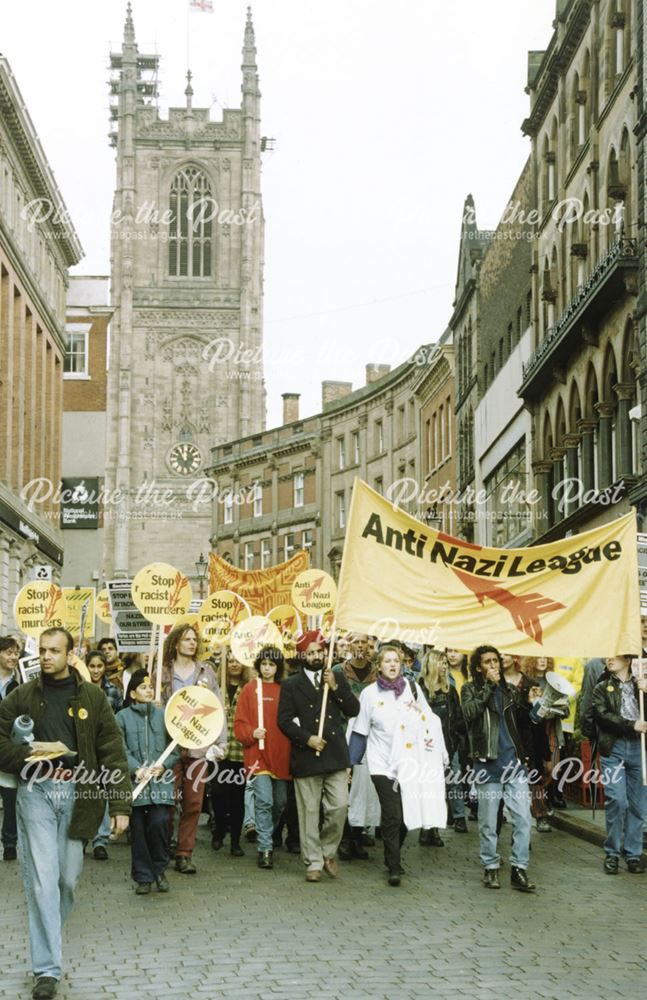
[278,629,359,882]
[592,655,647,874]
[462,645,536,893]
[0,628,132,1000]
[0,635,21,860]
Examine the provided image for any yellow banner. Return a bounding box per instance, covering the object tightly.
[336,479,641,657]
[208,550,310,616]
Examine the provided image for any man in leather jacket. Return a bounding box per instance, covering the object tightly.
[462,645,537,893]
[591,655,647,874]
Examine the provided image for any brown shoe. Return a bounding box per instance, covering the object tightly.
[323,857,338,879]
[305,868,321,882]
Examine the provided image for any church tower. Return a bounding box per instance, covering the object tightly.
[104,5,266,582]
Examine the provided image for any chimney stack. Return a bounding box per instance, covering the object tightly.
[322,381,353,408]
[366,364,391,385]
[282,392,300,424]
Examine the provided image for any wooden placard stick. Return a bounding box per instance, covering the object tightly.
[256,676,265,750]
[132,739,178,801]
[640,657,647,787]
[154,627,164,706]
[147,623,157,674]
[315,621,337,757]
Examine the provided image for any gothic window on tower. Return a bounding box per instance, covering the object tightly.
[168,166,213,278]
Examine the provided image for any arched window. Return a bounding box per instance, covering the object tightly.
[168,166,213,278]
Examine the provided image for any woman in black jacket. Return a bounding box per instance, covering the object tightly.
[592,655,647,874]
[419,649,467,842]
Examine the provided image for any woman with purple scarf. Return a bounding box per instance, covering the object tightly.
[350,644,447,886]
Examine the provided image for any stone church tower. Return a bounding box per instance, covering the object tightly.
[103,4,265,582]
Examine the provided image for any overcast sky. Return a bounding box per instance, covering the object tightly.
[4,0,555,426]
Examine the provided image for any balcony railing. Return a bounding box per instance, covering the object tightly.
[520,237,638,399]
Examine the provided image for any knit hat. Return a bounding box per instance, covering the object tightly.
[125,669,151,706]
[296,629,327,655]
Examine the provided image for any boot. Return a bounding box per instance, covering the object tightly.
[257,850,273,869]
[482,868,500,889]
[230,840,244,857]
[428,828,444,847]
[350,827,369,859]
[510,866,536,893]
[337,839,352,861]
[418,829,432,846]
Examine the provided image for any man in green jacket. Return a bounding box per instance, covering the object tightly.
[0,627,132,1000]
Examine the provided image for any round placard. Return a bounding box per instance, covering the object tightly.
[230,616,284,667]
[131,563,192,624]
[164,684,225,750]
[14,582,67,637]
[291,569,337,615]
[199,590,250,646]
[95,588,113,625]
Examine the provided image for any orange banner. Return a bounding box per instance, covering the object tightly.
[208,551,310,616]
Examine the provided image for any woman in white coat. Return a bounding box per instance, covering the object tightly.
[349,644,447,886]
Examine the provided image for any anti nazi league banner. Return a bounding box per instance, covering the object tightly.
[336,479,641,657]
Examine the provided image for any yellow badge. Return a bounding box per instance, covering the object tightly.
[421,714,426,721]
[78,708,88,720]
[405,742,413,749]
[606,686,614,692]
[378,700,384,707]
[67,707,75,717]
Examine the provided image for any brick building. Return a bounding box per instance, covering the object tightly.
[0,56,83,631]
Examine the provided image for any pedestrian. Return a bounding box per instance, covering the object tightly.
[209,645,250,857]
[156,623,227,874]
[337,633,379,861]
[234,646,291,869]
[116,669,180,894]
[419,648,467,840]
[446,648,469,696]
[0,635,21,861]
[350,644,447,886]
[97,637,124,692]
[592,655,647,874]
[86,649,122,860]
[278,629,359,882]
[462,645,537,893]
[520,656,568,833]
[0,627,132,1000]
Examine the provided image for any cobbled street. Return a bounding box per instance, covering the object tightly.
[2,819,646,1000]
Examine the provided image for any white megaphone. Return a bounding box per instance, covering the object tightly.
[537,671,576,719]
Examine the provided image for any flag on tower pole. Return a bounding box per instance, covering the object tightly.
[190,0,214,11]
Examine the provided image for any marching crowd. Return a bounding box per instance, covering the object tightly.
[0,621,647,999]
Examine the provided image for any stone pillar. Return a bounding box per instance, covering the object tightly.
[577,418,597,492]
[563,434,581,517]
[550,449,567,523]
[532,460,554,531]
[594,402,615,487]
[613,383,634,479]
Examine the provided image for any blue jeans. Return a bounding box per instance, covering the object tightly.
[92,804,111,849]
[600,738,647,861]
[16,780,84,978]
[253,775,287,852]
[477,771,532,870]
[243,780,255,831]
[447,750,465,819]
[130,804,171,883]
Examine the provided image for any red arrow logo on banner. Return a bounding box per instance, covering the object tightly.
[176,702,218,722]
[450,567,566,645]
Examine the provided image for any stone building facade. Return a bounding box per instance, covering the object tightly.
[414,334,457,536]
[0,56,83,631]
[103,5,266,588]
[518,0,641,540]
[207,354,437,579]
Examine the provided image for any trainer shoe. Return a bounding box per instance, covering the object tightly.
[626,859,645,874]
[603,855,619,874]
[155,873,170,892]
[482,868,500,889]
[93,845,109,860]
[32,977,58,999]
[510,866,536,892]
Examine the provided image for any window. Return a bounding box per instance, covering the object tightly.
[63,326,90,378]
[294,472,304,507]
[397,405,405,441]
[168,166,213,277]
[338,437,346,470]
[302,529,313,549]
[252,482,263,518]
[223,493,233,524]
[375,420,384,454]
[352,431,360,465]
[408,399,416,436]
[439,405,445,460]
[446,398,452,457]
[284,533,296,560]
[337,491,346,530]
[483,439,530,546]
[261,538,272,568]
[244,542,254,571]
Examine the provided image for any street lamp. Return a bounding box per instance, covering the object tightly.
[195,552,208,600]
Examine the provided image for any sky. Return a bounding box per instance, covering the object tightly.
[3,0,556,427]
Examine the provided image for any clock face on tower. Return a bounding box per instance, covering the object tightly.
[167,442,202,476]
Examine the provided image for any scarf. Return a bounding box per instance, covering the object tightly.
[377,674,407,698]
